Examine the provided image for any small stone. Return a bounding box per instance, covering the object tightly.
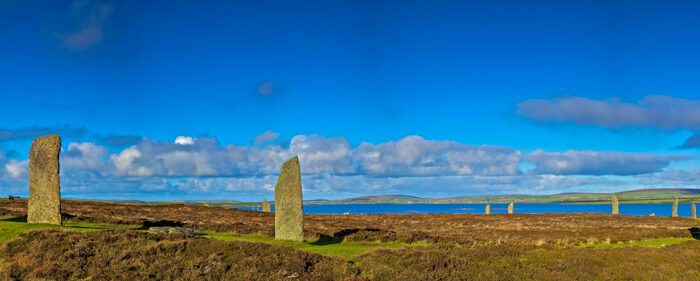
[168,227,195,236]
[274,156,304,241]
[148,226,195,236]
[148,226,170,234]
[28,135,62,225]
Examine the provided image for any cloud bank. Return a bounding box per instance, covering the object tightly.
[525,149,689,175]
[0,133,690,198]
[517,95,700,130]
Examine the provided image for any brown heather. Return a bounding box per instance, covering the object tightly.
[2,199,700,280]
[0,229,360,281]
[1,199,697,245]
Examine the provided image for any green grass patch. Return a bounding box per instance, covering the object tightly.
[0,217,139,244]
[202,231,425,260]
[576,237,696,248]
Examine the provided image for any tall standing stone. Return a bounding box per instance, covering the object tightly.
[274,156,303,241]
[692,203,696,220]
[262,198,271,212]
[507,202,514,214]
[485,204,491,214]
[27,135,62,225]
[672,198,678,217]
[611,193,619,215]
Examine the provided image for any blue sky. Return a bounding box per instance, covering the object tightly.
[2,0,700,201]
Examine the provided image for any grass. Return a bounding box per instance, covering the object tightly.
[576,237,696,248]
[0,217,139,244]
[203,231,425,260]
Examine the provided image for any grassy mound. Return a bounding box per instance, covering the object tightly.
[0,229,361,281]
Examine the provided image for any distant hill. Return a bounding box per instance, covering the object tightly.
[303,188,700,204]
[322,195,422,204]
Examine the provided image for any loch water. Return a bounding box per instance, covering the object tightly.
[237,203,697,217]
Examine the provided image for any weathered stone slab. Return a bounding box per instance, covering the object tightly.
[28,135,61,225]
[693,203,697,220]
[611,194,619,215]
[507,202,514,214]
[262,198,271,212]
[274,156,303,241]
[485,204,490,214]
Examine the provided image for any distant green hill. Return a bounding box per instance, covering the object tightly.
[57,188,700,206]
[303,188,700,205]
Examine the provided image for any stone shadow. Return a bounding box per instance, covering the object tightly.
[1,216,27,223]
[310,228,380,246]
[689,227,700,240]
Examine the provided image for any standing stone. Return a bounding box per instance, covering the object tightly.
[692,203,696,220]
[28,135,62,225]
[485,204,491,214]
[262,198,271,212]
[611,193,619,215]
[672,198,678,217]
[203,202,210,207]
[507,202,514,214]
[274,156,303,241]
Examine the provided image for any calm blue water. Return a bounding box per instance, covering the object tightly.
[237,203,697,217]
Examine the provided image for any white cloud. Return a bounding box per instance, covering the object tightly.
[174,136,195,145]
[62,142,110,172]
[290,135,354,174]
[110,146,147,176]
[353,136,521,177]
[5,160,28,179]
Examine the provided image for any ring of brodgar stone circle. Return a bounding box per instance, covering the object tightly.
[274,156,304,241]
[27,134,62,225]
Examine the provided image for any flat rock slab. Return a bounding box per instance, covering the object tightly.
[28,135,62,225]
[148,227,196,236]
[274,156,304,241]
